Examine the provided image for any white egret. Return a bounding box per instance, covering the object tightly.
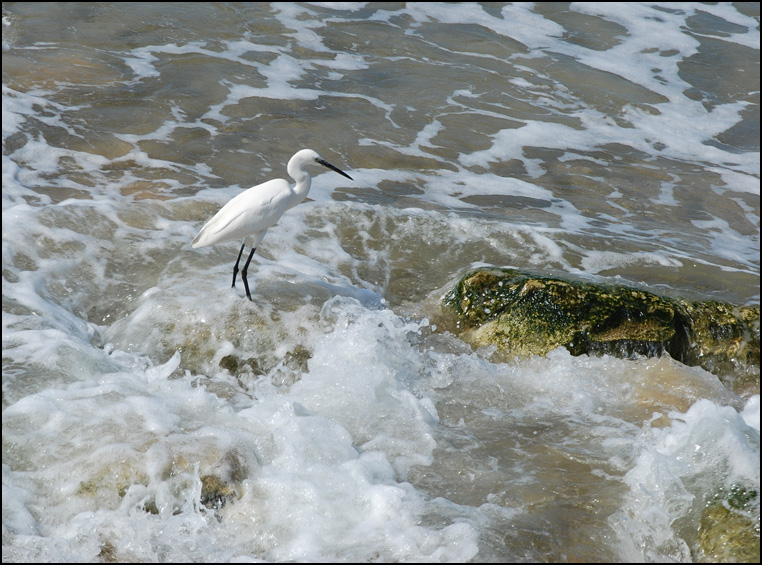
[192,149,353,300]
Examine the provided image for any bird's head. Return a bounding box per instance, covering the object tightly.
[290,149,353,181]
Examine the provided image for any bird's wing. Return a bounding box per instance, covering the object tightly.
[193,179,292,247]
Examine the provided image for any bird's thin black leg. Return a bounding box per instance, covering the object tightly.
[232,243,246,287]
[241,247,257,301]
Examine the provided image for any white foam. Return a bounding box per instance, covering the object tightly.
[2,3,758,561]
[742,395,761,433]
[611,397,760,561]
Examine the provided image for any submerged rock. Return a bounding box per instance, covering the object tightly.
[696,485,760,563]
[200,473,239,511]
[443,268,759,395]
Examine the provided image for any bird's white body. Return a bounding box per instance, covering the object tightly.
[192,149,352,300]
[192,149,318,250]
[191,176,303,250]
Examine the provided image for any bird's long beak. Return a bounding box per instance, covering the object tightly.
[318,158,353,181]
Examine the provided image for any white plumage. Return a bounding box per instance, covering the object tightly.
[192,149,352,300]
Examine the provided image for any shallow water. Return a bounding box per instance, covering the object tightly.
[2,2,759,563]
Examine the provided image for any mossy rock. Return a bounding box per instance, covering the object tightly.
[679,301,760,385]
[696,485,760,563]
[443,268,759,390]
[200,474,239,510]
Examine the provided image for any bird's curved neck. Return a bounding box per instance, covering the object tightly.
[289,173,311,208]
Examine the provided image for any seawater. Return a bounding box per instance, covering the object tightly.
[2,3,759,562]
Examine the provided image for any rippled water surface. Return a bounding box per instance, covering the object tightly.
[3,3,759,562]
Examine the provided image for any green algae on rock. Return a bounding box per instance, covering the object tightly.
[443,268,760,394]
[696,485,760,563]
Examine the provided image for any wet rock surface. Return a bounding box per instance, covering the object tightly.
[443,268,760,396]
